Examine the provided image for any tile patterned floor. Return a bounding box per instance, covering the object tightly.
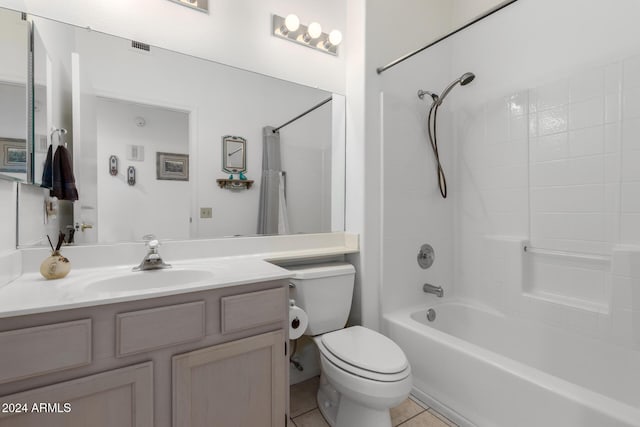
[290,377,458,427]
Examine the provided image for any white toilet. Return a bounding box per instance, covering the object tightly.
[288,262,412,427]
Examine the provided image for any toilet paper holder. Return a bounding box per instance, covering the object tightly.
[289,299,308,340]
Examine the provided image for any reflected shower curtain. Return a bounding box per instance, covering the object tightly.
[258,126,289,234]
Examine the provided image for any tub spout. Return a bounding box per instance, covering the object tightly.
[423,283,443,297]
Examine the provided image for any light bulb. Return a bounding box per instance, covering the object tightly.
[328,30,342,46]
[307,22,322,39]
[284,14,300,33]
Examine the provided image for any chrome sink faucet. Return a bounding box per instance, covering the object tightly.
[133,234,172,271]
[423,283,444,297]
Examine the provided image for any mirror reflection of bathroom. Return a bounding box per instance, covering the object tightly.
[0,9,28,183]
[93,99,190,243]
[14,13,345,247]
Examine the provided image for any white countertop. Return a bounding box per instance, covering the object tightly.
[0,257,291,319]
[0,232,359,319]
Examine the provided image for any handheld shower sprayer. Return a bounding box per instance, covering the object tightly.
[437,72,475,105]
[417,72,475,198]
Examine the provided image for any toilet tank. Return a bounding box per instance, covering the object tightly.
[287,262,355,336]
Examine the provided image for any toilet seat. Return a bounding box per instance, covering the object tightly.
[316,326,410,383]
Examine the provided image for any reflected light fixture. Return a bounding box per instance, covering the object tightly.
[272,14,342,56]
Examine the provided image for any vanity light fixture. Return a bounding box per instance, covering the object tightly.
[167,0,209,13]
[303,22,322,43]
[279,14,300,36]
[272,14,342,56]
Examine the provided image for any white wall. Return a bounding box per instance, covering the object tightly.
[0,180,19,287]
[0,180,16,252]
[369,0,452,68]
[346,0,454,328]
[280,103,333,234]
[96,99,190,242]
[0,8,27,83]
[0,83,26,139]
[451,0,505,28]
[0,0,347,94]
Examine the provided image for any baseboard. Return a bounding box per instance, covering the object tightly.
[410,387,477,427]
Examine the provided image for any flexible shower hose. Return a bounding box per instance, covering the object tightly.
[427,101,447,198]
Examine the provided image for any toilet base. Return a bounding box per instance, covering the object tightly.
[316,375,339,426]
[316,373,394,427]
[336,397,392,427]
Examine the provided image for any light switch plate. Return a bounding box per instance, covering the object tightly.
[200,207,212,219]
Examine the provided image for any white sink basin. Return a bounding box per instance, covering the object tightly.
[85,268,214,292]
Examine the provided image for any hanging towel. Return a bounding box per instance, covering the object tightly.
[40,145,53,189]
[41,145,79,201]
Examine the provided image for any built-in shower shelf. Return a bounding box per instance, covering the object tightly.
[523,246,611,265]
[216,179,254,190]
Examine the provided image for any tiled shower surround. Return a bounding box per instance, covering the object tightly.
[454,54,640,349]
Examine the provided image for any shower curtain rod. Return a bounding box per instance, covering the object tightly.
[272,96,333,133]
[376,0,520,74]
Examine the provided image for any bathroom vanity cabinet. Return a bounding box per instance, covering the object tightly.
[0,280,289,427]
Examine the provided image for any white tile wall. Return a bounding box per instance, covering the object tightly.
[381,0,640,348]
[449,56,640,346]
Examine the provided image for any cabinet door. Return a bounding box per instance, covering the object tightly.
[173,330,286,427]
[0,362,153,427]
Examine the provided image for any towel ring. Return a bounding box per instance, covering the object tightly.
[50,128,68,148]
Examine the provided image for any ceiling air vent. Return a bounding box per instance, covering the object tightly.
[131,40,151,52]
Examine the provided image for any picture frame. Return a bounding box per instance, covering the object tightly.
[0,138,27,173]
[156,152,189,181]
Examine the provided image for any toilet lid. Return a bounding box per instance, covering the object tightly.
[320,326,408,375]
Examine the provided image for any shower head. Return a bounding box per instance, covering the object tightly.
[437,72,476,105]
[460,72,475,86]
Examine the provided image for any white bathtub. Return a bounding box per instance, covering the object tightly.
[384,301,640,427]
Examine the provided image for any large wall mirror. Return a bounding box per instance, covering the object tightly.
[0,9,28,183]
[7,8,345,247]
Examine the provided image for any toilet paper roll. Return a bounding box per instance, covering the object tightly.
[289,304,308,340]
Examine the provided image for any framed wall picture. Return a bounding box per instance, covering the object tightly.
[0,138,27,173]
[156,152,189,181]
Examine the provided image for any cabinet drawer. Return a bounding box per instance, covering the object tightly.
[0,319,92,384]
[116,301,205,357]
[221,288,286,334]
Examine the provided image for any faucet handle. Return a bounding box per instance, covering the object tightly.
[142,234,159,250]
